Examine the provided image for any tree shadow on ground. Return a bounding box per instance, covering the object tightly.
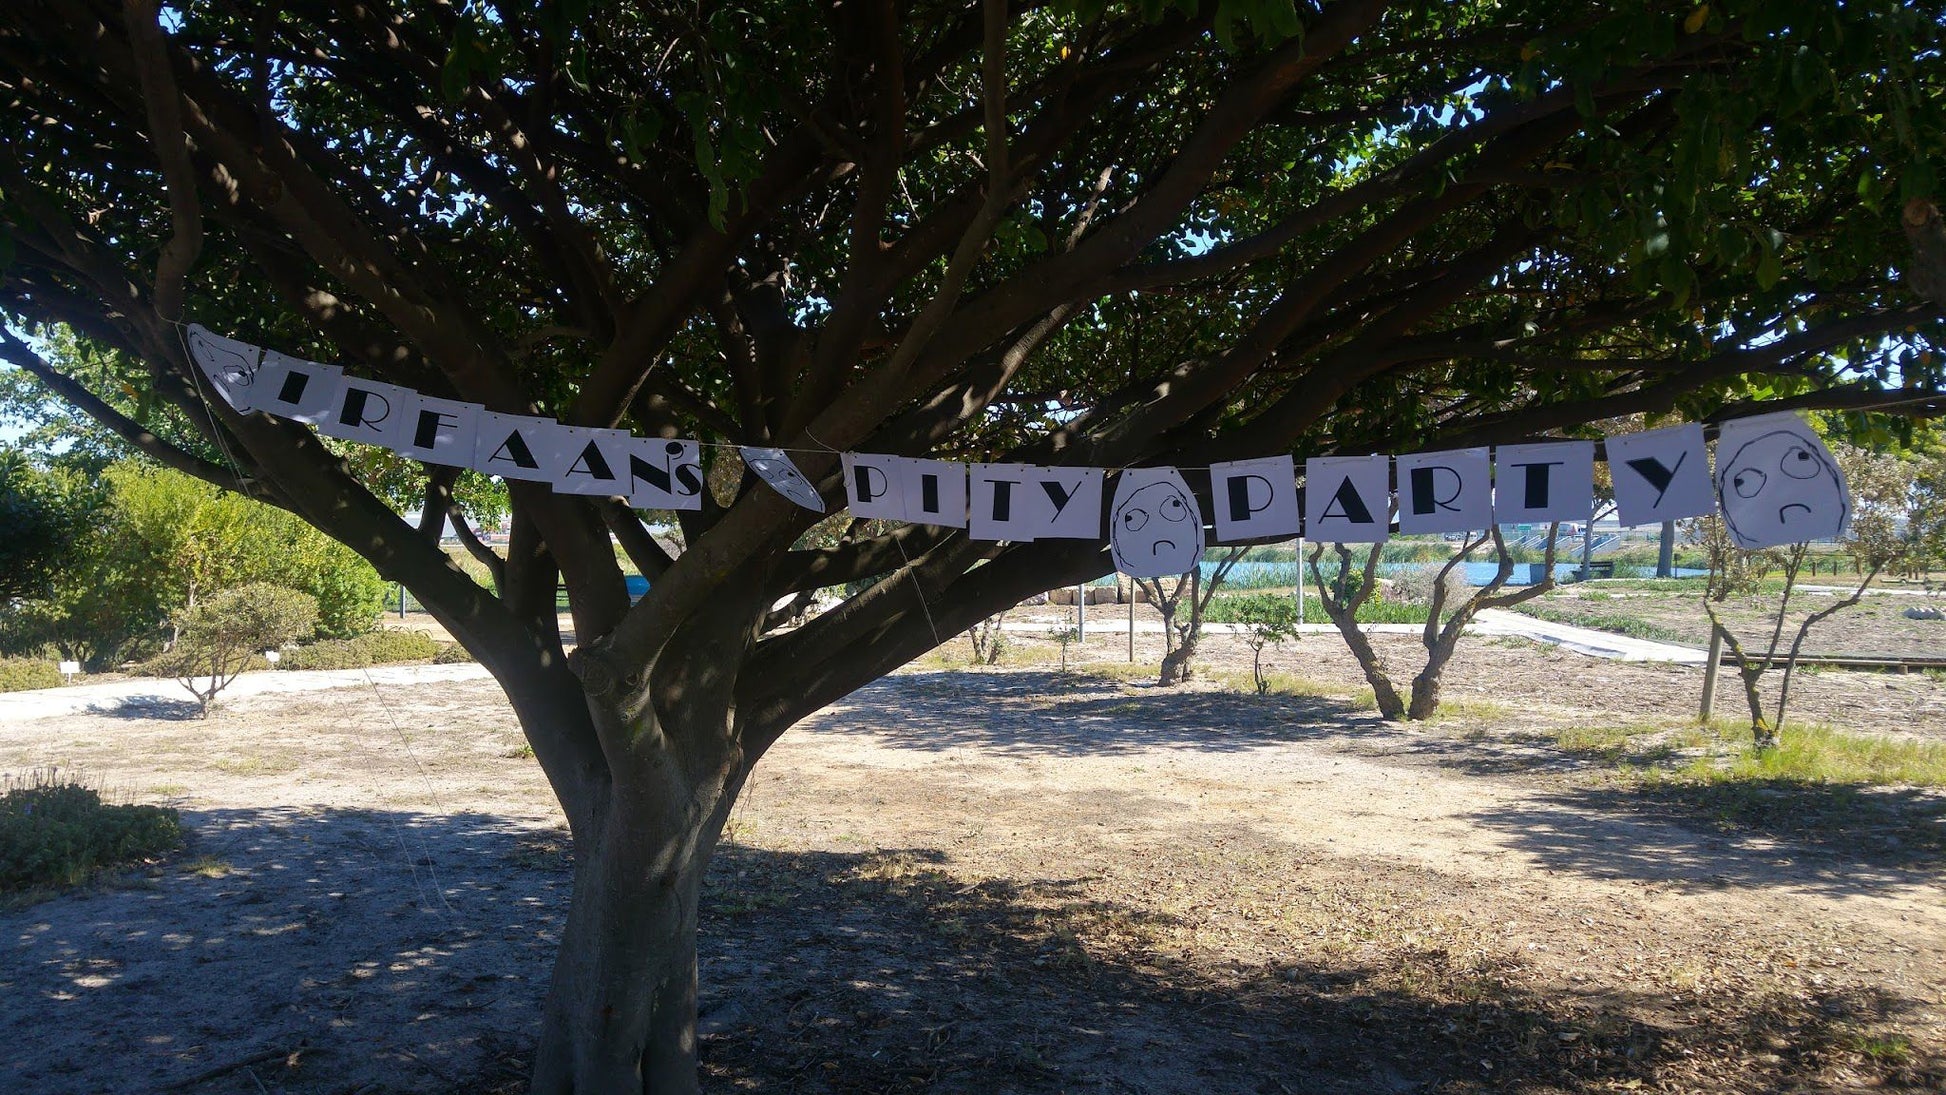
[6,806,1938,1094]
[1468,782,1946,895]
[1,805,569,1095]
[816,671,1390,756]
[83,694,206,720]
[679,844,1942,1095]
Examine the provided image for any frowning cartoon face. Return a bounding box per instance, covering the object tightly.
[1110,469,1205,577]
[739,447,825,512]
[1717,428,1848,549]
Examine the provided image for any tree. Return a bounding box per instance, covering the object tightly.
[0,460,388,666]
[0,449,97,605]
[1689,498,1896,748]
[1135,546,1247,684]
[1227,592,1299,694]
[154,582,319,716]
[1307,526,1560,720]
[2,1,1943,1086]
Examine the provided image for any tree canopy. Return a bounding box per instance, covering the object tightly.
[2,0,1943,1088]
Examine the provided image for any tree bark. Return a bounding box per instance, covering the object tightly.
[1159,632,1198,685]
[527,672,747,1093]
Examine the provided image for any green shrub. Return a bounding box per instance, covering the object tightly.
[432,641,476,664]
[0,657,63,692]
[278,629,441,670]
[0,771,182,895]
[150,584,319,716]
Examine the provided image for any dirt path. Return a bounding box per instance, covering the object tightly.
[2,651,1942,1093]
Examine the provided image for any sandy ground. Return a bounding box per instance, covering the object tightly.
[2,632,1944,1093]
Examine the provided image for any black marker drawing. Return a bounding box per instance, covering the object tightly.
[1109,468,1205,578]
[1715,424,1848,549]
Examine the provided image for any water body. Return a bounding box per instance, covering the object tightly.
[1107,559,1708,587]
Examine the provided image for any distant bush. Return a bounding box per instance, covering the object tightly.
[1390,562,1471,607]
[0,770,182,895]
[0,657,63,693]
[279,629,441,670]
[432,641,476,664]
[152,584,319,716]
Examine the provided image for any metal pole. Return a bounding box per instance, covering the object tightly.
[1127,583,1136,662]
[1295,535,1305,626]
[1076,584,1086,642]
[398,583,407,619]
[1700,628,1723,721]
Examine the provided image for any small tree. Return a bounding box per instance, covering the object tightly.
[965,611,1010,666]
[1309,526,1560,720]
[1228,593,1299,694]
[157,584,318,717]
[1691,515,1891,749]
[1134,547,1248,686]
[1045,624,1080,675]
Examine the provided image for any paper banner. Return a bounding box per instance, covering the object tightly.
[843,453,909,520]
[474,412,560,482]
[1493,441,1594,525]
[1606,424,1714,526]
[1396,447,1491,535]
[740,447,824,512]
[251,352,344,425]
[968,463,1041,541]
[185,324,262,410]
[1035,467,1106,540]
[621,437,705,510]
[1304,455,1390,543]
[1209,456,1299,542]
[1715,413,1849,549]
[317,378,414,449]
[899,459,966,527]
[546,426,635,495]
[181,327,1821,557]
[397,394,484,468]
[1110,467,1205,577]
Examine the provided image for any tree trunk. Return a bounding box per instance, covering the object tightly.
[1331,617,1404,719]
[1737,665,1776,749]
[1159,632,1197,685]
[529,691,746,1092]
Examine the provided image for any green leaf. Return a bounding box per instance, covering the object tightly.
[1755,237,1784,291]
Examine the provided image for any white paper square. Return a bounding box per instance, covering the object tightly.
[398,394,484,468]
[899,459,966,528]
[184,324,261,410]
[739,446,825,511]
[843,453,910,520]
[968,463,1041,541]
[1715,412,1849,548]
[1209,456,1299,542]
[1493,441,1595,525]
[1032,467,1105,540]
[1304,455,1391,543]
[621,436,705,510]
[316,378,414,449]
[473,412,561,482]
[1109,467,1205,577]
[1606,424,1714,526]
[251,352,344,424]
[1396,447,1492,534]
[547,426,636,495]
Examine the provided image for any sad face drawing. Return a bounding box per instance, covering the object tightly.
[1715,426,1849,549]
[1110,468,1205,577]
[739,446,825,512]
